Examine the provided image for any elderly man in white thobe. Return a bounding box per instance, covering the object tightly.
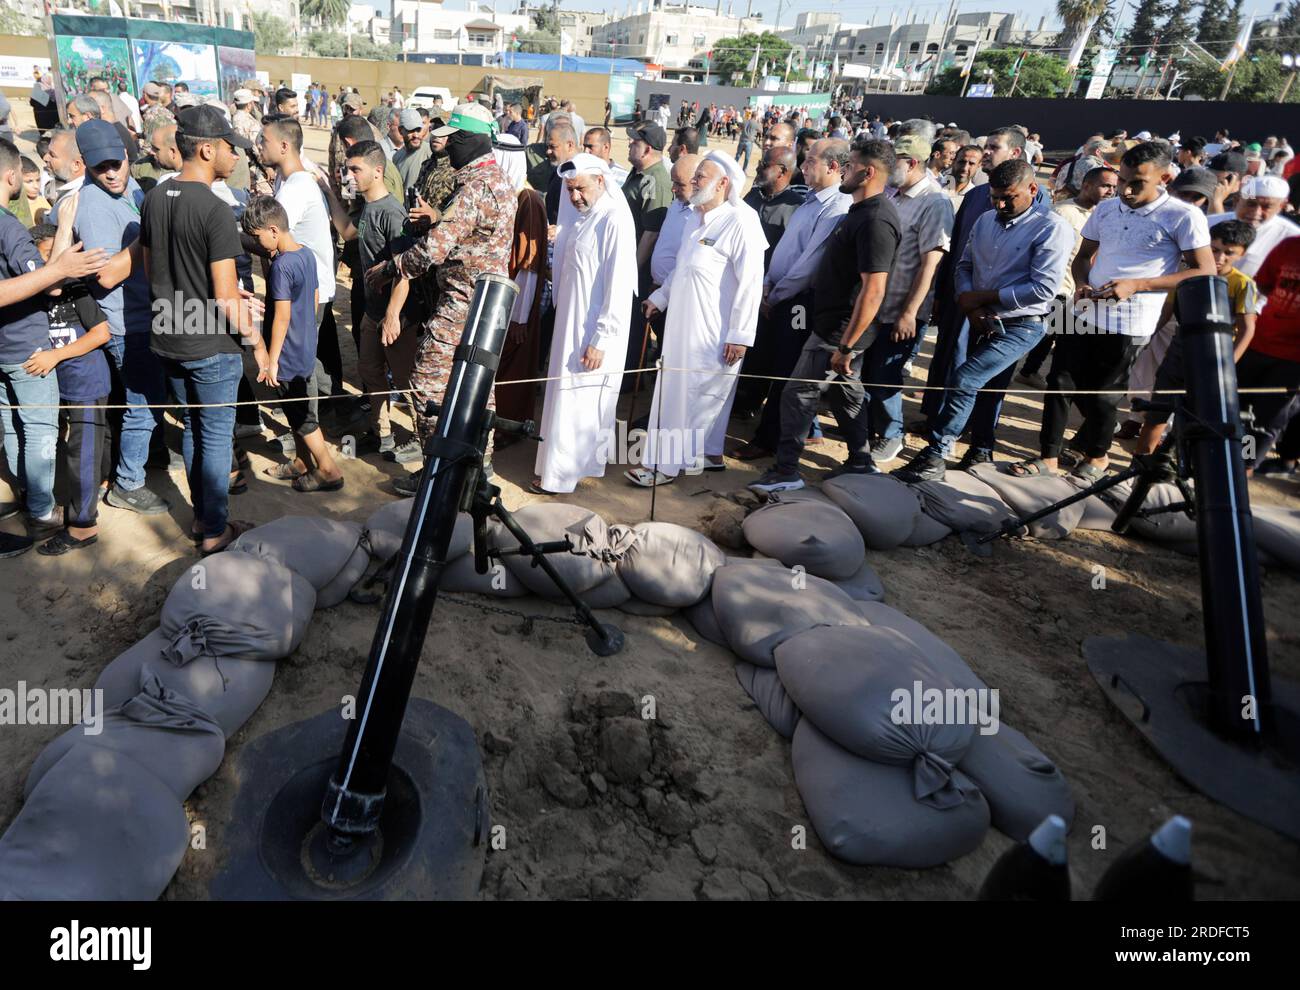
[626,150,766,486]
[533,154,638,494]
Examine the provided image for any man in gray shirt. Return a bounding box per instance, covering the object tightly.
[862,134,953,463]
[393,108,432,194]
[892,159,1073,483]
[736,111,760,172]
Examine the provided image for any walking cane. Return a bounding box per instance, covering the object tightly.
[629,317,654,420]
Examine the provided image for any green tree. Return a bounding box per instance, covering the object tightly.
[516,28,561,54]
[1160,6,1197,48]
[1056,0,1111,51]
[306,31,401,61]
[710,32,793,84]
[1196,0,1233,57]
[0,6,40,35]
[1125,0,1168,52]
[1262,0,1300,54]
[301,0,351,29]
[927,49,1071,97]
[1182,51,1300,99]
[252,12,294,56]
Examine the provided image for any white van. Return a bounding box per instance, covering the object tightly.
[407,86,455,111]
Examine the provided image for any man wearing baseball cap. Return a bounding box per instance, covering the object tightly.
[1207,173,1298,276]
[393,107,431,194]
[1168,166,1219,211]
[69,118,171,516]
[1207,149,1248,214]
[622,119,672,378]
[367,98,516,495]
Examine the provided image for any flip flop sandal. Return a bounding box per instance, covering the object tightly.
[1008,458,1057,478]
[37,530,98,556]
[292,471,345,493]
[263,462,306,481]
[624,468,675,488]
[1072,462,1107,481]
[701,460,726,472]
[229,471,248,496]
[200,520,254,557]
[528,480,558,495]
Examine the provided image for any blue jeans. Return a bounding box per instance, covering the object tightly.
[737,141,753,172]
[928,315,1046,458]
[0,363,59,518]
[104,332,167,491]
[162,352,241,539]
[864,321,928,441]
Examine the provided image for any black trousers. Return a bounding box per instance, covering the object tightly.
[1040,333,1143,460]
[1236,349,1300,466]
[62,398,108,529]
[753,294,812,452]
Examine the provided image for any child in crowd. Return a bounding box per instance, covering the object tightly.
[24,223,111,554]
[321,140,421,462]
[1134,219,1260,457]
[240,195,344,493]
[21,158,50,226]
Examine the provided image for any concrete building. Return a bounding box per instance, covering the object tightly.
[831,11,1054,72]
[348,4,393,45]
[590,1,764,67]
[391,0,532,56]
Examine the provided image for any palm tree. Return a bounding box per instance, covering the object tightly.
[1057,0,1111,50]
[301,0,350,29]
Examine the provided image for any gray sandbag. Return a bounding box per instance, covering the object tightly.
[958,723,1075,841]
[724,554,785,568]
[969,463,1085,539]
[775,625,977,805]
[364,499,474,564]
[684,596,728,646]
[25,670,224,802]
[615,521,726,607]
[498,503,620,598]
[160,553,316,662]
[902,511,953,546]
[734,661,800,738]
[741,499,865,580]
[832,559,886,602]
[823,473,923,550]
[1098,478,1197,543]
[1063,474,1119,532]
[317,540,371,608]
[439,552,528,597]
[855,601,987,691]
[583,573,632,609]
[1253,504,1300,571]
[617,598,678,617]
[232,515,364,592]
[95,629,276,737]
[913,471,1016,534]
[0,745,190,900]
[760,486,842,509]
[791,719,990,868]
[711,562,868,667]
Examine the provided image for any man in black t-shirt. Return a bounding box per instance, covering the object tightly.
[140,105,269,555]
[750,137,900,495]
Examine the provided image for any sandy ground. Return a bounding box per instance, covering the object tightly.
[2,110,1299,901]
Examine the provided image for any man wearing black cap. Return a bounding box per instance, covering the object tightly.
[1167,166,1219,212]
[65,118,171,516]
[1207,150,1248,214]
[623,120,672,376]
[140,105,269,555]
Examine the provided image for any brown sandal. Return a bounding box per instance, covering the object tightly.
[263,462,305,481]
[199,520,254,556]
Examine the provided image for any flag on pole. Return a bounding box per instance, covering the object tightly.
[1066,17,1097,71]
[784,49,793,74]
[960,43,978,77]
[831,53,840,77]
[746,47,759,72]
[1221,14,1255,70]
[1009,50,1027,77]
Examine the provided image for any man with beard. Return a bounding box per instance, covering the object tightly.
[763,122,796,153]
[532,155,637,494]
[892,160,1072,483]
[366,102,517,496]
[626,152,766,487]
[394,108,433,196]
[43,129,85,209]
[749,138,900,494]
[1206,174,1297,277]
[65,119,170,515]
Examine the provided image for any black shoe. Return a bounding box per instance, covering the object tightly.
[957,447,994,471]
[0,500,24,522]
[892,450,946,483]
[393,470,421,496]
[27,509,65,542]
[104,483,169,515]
[825,461,881,480]
[0,531,33,558]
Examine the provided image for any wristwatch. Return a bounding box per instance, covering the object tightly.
[836,343,854,356]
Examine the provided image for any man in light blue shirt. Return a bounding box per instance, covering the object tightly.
[893,159,1072,483]
[70,120,169,514]
[647,153,699,291]
[735,137,851,458]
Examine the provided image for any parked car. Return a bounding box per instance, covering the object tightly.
[407,86,454,111]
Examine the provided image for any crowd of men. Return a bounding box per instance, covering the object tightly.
[1,76,1299,561]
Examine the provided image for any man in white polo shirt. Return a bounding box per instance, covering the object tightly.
[1205,174,1298,277]
[1026,142,1213,480]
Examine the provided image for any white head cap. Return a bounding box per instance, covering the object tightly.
[1243,174,1289,200]
[558,152,610,179]
[704,149,745,204]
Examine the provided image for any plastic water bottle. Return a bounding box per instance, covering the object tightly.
[1093,816,1193,901]
[977,814,1070,901]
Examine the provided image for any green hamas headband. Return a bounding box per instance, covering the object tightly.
[448,109,497,135]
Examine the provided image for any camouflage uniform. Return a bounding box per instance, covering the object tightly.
[415,152,456,211]
[395,154,517,446]
[231,108,272,196]
[141,102,175,139]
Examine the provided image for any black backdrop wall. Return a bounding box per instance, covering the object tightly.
[634,79,1300,154]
